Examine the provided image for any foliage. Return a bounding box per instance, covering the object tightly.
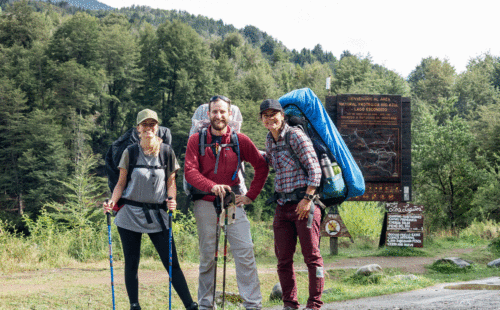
[429,260,473,274]
[412,97,481,229]
[488,237,500,257]
[339,201,384,239]
[44,153,106,229]
[460,219,500,242]
[0,0,499,234]
[376,246,429,257]
[408,57,456,106]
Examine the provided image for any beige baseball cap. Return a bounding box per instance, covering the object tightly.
[136,109,159,125]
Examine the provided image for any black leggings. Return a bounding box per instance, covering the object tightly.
[117,226,194,307]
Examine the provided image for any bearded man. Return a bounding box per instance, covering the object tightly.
[184,95,269,310]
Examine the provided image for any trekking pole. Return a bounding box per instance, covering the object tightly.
[221,192,234,310]
[167,196,173,310]
[105,199,116,310]
[212,196,223,309]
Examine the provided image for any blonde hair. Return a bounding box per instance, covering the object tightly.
[140,135,162,156]
[138,125,162,157]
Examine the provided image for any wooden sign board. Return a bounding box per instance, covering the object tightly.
[387,214,423,231]
[325,95,411,202]
[386,232,423,247]
[384,202,424,247]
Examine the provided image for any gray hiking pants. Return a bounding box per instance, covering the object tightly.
[193,199,262,310]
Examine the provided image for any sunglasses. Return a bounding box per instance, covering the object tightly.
[210,95,230,103]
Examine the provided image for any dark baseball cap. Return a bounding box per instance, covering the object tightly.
[260,99,283,114]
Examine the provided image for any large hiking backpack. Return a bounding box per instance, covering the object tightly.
[105,126,172,193]
[278,88,365,204]
[183,103,246,198]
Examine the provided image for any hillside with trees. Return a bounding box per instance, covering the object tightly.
[0,0,499,233]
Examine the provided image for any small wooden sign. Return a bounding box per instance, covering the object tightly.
[321,213,353,242]
[386,232,423,247]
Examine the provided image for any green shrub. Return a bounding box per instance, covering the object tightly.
[488,237,500,256]
[339,201,384,239]
[429,260,472,274]
[344,273,384,285]
[460,219,500,241]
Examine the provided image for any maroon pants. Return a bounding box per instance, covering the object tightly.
[273,202,324,309]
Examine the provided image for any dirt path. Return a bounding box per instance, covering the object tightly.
[0,248,474,296]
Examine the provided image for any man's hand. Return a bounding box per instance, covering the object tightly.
[235,195,252,207]
[296,198,312,220]
[211,184,232,200]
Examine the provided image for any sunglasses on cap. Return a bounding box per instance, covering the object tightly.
[210,95,230,103]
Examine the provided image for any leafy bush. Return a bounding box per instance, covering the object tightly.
[488,237,500,256]
[429,260,472,274]
[460,219,500,241]
[339,201,384,239]
[344,273,384,285]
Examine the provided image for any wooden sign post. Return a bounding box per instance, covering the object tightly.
[383,202,424,247]
[320,205,353,255]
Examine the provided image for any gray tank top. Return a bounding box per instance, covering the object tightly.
[114,146,179,233]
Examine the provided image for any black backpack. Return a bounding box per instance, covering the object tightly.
[105,126,172,193]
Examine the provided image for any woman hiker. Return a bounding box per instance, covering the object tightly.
[103,109,198,310]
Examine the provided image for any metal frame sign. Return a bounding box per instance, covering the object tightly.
[325,95,411,202]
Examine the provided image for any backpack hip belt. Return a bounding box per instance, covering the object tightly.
[265,187,326,209]
[118,198,167,226]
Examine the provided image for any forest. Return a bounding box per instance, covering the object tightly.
[1,0,500,232]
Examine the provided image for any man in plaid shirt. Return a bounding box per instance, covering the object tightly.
[260,99,324,310]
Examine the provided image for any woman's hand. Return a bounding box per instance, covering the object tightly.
[296,198,311,220]
[235,195,252,207]
[166,198,177,211]
[103,199,114,214]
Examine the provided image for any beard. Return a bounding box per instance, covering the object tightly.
[210,118,228,131]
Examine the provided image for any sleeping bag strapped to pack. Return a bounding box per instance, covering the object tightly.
[105,126,172,193]
[278,88,365,202]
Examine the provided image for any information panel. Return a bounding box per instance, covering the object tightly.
[325,95,411,202]
[386,232,423,247]
[384,202,424,248]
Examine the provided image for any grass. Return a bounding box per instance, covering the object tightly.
[2,205,500,309]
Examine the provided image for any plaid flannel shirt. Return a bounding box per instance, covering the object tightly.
[266,123,321,205]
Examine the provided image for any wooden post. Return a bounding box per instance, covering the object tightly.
[329,205,339,256]
[330,236,338,255]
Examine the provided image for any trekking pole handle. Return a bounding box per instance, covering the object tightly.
[105,199,112,226]
[307,202,315,229]
[167,196,173,213]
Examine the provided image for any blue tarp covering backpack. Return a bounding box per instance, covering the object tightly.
[279,88,365,202]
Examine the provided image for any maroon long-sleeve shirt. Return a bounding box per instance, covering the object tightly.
[184,125,269,202]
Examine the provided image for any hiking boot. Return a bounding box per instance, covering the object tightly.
[130,303,141,310]
[186,302,199,310]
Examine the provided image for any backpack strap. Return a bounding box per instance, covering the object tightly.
[284,127,308,176]
[127,144,140,184]
[230,131,241,181]
[199,127,208,156]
